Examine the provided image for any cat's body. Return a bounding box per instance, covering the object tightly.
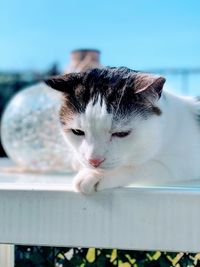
[45,67,200,194]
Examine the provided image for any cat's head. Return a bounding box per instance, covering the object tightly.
[45,67,166,170]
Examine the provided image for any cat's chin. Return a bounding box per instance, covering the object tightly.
[100,165,118,170]
[80,163,118,171]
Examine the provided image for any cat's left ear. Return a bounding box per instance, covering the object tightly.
[134,73,166,99]
[44,73,82,93]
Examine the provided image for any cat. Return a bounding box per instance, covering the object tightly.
[45,67,200,194]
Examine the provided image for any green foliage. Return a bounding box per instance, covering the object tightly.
[15,246,200,267]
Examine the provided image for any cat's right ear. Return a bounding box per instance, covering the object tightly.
[44,73,81,93]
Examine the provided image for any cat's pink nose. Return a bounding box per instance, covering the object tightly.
[88,158,105,168]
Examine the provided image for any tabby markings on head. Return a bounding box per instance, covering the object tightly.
[45,67,165,124]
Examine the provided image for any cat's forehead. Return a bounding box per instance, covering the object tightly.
[62,94,135,134]
[71,96,132,132]
[78,97,113,131]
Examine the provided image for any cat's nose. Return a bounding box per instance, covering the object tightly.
[88,157,105,168]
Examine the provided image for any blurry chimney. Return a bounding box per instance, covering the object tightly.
[65,49,101,73]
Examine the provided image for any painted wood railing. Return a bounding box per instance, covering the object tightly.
[0,158,200,267]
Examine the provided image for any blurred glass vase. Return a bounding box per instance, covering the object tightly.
[1,83,72,172]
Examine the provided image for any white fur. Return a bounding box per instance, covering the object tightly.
[63,92,200,194]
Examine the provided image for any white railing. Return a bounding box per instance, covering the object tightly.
[0,158,200,266]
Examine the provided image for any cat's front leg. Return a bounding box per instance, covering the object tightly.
[97,161,173,191]
[97,167,134,191]
[73,168,103,195]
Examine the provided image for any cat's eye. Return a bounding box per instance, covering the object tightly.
[71,129,85,136]
[112,131,131,138]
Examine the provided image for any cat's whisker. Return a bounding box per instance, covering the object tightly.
[113,84,126,118]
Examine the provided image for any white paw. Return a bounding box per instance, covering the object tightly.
[73,169,102,195]
[96,175,123,191]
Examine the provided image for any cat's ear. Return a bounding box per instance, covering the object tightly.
[44,73,82,93]
[134,73,166,98]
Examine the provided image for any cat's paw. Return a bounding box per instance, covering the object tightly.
[73,169,102,195]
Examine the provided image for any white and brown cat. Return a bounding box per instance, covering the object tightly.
[45,67,200,194]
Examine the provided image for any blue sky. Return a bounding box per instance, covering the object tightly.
[1,0,200,94]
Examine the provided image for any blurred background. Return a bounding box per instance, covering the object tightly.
[1,0,200,157]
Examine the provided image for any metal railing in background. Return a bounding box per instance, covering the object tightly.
[149,67,200,95]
